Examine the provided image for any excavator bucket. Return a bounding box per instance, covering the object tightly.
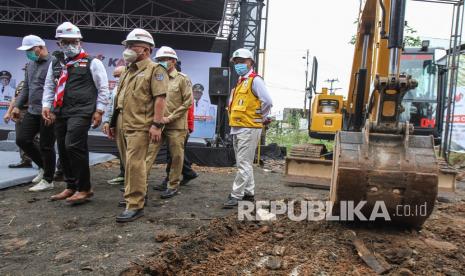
[330,129,438,228]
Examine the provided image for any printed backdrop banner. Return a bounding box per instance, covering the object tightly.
[449,54,465,152]
[0,35,221,139]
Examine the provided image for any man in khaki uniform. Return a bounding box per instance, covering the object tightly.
[146,46,193,199]
[113,29,169,223]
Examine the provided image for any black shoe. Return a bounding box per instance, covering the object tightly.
[223,195,240,209]
[160,188,178,199]
[8,161,32,169]
[180,172,199,186]
[116,209,144,223]
[153,178,168,191]
[119,187,125,193]
[243,194,255,202]
[118,199,126,208]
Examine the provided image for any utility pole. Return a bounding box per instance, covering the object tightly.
[325,78,339,94]
[303,49,309,116]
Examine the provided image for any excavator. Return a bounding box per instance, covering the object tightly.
[286,0,440,227]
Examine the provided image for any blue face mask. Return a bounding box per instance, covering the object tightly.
[159,61,169,69]
[234,63,249,76]
[26,50,39,62]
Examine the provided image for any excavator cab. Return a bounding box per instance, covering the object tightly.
[309,88,344,140]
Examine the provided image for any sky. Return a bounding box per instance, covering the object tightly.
[264,0,457,113]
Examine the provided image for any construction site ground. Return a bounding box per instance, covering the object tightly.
[1,159,464,275]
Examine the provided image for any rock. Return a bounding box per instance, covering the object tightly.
[392,268,414,276]
[256,208,276,221]
[155,231,178,242]
[317,271,329,276]
[2,238,29,252]
[54,250,73,264]
[423,238,458,251]
[273,233,284,241]
[443,268,461,276]
[437,195,458,203]
[259,225,270,234]
[265,256,282,270]
[384,247,413,264]
[272,245,286,256]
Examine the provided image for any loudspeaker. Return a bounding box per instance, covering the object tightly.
[209,67,230,105]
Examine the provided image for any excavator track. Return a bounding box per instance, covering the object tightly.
[330,128,438,228]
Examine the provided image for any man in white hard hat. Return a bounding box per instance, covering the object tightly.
[146,46,193,199]
[111,29,168,222]
[12,35,57,192]
[42,22,109,204]
[223,48,273,208]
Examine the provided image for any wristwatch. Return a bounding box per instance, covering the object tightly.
[151,121,165,129]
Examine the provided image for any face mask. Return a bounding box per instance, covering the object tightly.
[158,61,168,70]
[26,50,39,62]
[234,63,249,76]
[62,44,80,58]
[122,49,139,63]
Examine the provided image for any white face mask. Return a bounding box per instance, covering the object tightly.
[62,44,80,58]
[122,49,137,63]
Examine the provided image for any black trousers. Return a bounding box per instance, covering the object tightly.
[16,112,56,182]
[55,116,91,191]
[165,133,196,179]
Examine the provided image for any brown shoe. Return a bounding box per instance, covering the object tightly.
[50,189,75,201]
[66,191,94,205]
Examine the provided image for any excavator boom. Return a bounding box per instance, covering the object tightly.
[330,0,438,227]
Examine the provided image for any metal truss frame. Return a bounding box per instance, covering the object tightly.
[0,0,222,37]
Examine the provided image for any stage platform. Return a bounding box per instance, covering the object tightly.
[0,151,116,190]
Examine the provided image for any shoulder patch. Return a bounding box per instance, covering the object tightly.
[155,73,164,81]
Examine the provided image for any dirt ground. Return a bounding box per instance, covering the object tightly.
[1,159,464,275]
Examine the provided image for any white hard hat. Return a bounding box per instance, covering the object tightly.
[155,46,178,60]
[122,28,155,48]
[230,48,254,62]
[55,22,83,39]
[17,35,45,51]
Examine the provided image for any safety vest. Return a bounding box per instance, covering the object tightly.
[229,73,263,128]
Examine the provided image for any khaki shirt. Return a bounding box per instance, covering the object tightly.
[165,69,193,130]
[115,58,169,131]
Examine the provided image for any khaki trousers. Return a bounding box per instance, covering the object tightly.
[146,129,187,190]
[115,114,126,169]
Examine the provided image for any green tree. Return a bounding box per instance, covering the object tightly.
[349,22,421,47]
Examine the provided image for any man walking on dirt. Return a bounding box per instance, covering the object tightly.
[223,48,273,208]
[42,22,109,204]
[13,35,56,192]
[113,29,168,222]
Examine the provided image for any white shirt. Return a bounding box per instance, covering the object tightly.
[194,95,212,119]
[229,68,273,135]
[42,53,109,112]
[0,85,15,102]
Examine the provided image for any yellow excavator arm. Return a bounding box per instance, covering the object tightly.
[330,0,438,228]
